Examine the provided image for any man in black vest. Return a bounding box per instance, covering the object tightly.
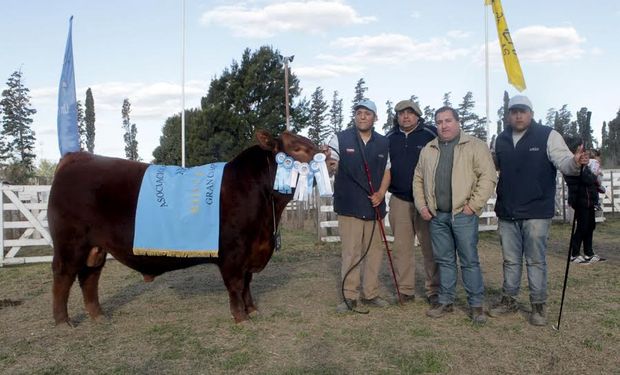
[490,95,589,326]
[386,99,440,306]
[327,99,391,313]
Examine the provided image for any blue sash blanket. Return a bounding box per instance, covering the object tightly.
[133,163,226,257]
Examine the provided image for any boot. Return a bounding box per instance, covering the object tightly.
[471,307,487,325]
[426,304,454,319]
[529,303,547,326]
[488,296,518,317]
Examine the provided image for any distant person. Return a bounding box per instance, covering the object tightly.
[564,137,606,265]
[413,106,496,325]
[326,99,392,313]
[490,95,589,326]
[588,149,605,211]
[386,99,440,306]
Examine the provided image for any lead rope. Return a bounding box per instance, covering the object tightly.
[266,155,281,251]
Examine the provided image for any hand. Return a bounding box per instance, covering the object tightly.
[463,204,475,216]
[420,206,433,221]
[573,145,589,166]
[369,191,385,207]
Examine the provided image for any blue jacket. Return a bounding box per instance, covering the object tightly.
[334,127,389,220]
[495,122,557,219]
[387,124,437,202]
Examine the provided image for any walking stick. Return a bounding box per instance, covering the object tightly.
[552,208,578,331]
[355,135,403,305]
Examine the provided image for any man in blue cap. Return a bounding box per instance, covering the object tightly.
[327,99,391,313]
[490,95,589,326]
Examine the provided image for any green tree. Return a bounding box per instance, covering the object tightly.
[574,107,593,149]
[329,90,344,134]
[84,88,95,152]
[544,108,556,128]
[423,105,435,125]
[348,78,368,127]
[0,70,37,170]
[602,109,620,167]
[496,90,510,134]
[457,91,487,141]
[76,100,86,150]
[35,159,57,184]
[601,121,608,153]
[121,98,139,161]
[155,46,308,165]
[553,105,572,136]
[442,92,452,107]
[307,86,329,145]
[383,100,394,132]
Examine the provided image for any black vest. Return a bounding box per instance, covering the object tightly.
[387,124,437,202]
[495,122,557,219]
[334,127,389,220]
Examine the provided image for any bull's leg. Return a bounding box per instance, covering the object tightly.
[221,269,249,323]
[52,257,78,326]
[243,272,258,315]
[77,259,106,321]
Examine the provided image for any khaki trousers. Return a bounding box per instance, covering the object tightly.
[339,215,385,300]
[389,195,440,297]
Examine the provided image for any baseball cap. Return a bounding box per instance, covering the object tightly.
[353,99,377,115]
[508,95,533,111]
[394,99,422,117]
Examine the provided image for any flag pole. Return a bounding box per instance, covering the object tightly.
[181,0,186,167]
[485,2,490,142]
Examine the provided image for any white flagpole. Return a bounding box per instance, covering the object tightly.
[485,2,491,143]
[181,0,186,167]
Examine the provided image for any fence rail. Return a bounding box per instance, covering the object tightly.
[1,170,619,266]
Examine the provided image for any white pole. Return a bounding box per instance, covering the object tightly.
[284,60,290,132]
[485,3,490,143]
[181,0,186,167]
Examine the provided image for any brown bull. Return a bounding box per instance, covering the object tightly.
[48,130,319,324]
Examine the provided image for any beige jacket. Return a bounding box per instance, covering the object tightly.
[413,131,497,216]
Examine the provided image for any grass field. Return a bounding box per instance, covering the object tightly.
[0,219,618,374]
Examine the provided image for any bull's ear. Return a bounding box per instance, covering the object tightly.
[256,129,278,152]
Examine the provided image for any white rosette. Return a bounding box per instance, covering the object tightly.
[290,160,301,188]
[293,162,310,202]
[281,156,294,194]
[273,152,286,192]
[312,152,332,197]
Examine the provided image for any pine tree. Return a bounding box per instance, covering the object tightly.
[553,105,572,136]
[574,107,593,149]
[348,78,368,127]
[496,91,510,133]
[457,91,487,141]
[601,121,608,154]
[328,90,344,134]
[76,100,86,150]
[121,98,139,161]
[423,105,435,125]
[442,92,452,107]
[544,108,556,127]
[85,88,95,152]
[0,70,37,170]
[383,100,394,132]
[603,109,620,167]
[307,87,330,145]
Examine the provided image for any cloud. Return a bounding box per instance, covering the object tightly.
[200,1,375,38]
[410,11,421,19]
[447,30,471,39]
[294,63,363,79]
[318,33,471,65]
[480,25,586,64]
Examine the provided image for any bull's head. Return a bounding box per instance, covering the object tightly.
[255,130,322,163]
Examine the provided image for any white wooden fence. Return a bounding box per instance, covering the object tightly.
[317,170,620,243]
[1,170,619,265]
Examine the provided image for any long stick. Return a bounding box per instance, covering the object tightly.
[553,208,578,331]
[359,157,403,305]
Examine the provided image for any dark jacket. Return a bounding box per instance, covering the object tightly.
[333,127,389,220]
[494,121,557,219]
[564,167,598,209]
[386,123,437,202]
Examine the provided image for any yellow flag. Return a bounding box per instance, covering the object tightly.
[486,0,526,91]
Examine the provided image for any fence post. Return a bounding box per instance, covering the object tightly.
[611,170,615,214]
[0,182,4,267]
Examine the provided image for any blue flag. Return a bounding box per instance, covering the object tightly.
[57,16,80,156]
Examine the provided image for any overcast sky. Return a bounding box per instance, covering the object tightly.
[1,0,618,163]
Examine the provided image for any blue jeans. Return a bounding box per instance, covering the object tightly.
[498,218,551,304]
[429,212,485,307]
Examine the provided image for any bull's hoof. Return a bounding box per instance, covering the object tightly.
[247,307,259,318]
[142,274,156,282]
[232,313,250,324]
[54,319,75,328]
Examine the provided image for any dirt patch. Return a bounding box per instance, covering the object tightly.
[0,221,618,374]
[0,298,23,309]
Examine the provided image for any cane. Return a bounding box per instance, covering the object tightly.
[355,135,403,305]
[552,208,578,331]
